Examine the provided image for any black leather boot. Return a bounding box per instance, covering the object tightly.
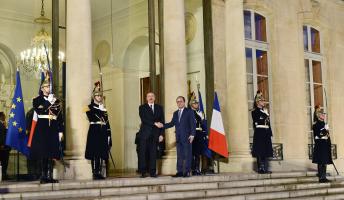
[319,164,330,183]
[47,159,58,183]
[40,159,48,184]
[257,157,265,174]
[94,158,105,180]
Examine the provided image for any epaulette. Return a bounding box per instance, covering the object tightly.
[84,106,90,112]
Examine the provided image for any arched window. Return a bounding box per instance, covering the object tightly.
[303,25,324,144]
[244,10,270,142]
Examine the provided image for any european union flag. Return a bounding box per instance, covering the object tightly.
[6,70,30,157]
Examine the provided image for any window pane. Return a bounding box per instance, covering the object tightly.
[312,61,322,84]
[303,26,308,51]
[247,74,254,101]
[246,48,253,73]
[257,76,269,101]
[254,13,267,42]
[305,83,311,106]
[256,50,268,75]
[314,84,323,107]
[305,59,310,82]
[306,107,312,131]
[244,10,252,39]
[311,27,320,53]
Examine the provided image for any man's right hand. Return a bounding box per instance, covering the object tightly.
[154,122,164,128]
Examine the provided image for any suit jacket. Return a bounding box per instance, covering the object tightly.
[165,107,196,143]
[138,103,164,139]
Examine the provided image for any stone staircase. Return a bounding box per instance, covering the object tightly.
[1,172,344,200]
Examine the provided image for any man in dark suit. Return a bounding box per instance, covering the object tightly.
[138,92,164,178]
[163,96,196,177]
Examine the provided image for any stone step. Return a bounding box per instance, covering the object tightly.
[1,172,342,200]
[200,186,344,200]
[0,171,320,194]
[1,178,341,200]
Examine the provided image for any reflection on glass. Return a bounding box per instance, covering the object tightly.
[255,13,267,42]
[244,10,252,39]
[303,26,308,51]
[257,76,269,101]
[305,83,311,105]
[312,61,322,84]
[313,84,323,107]
[307,107,312,131]
[305,59,310,82]
[256,50,268,75]
[247,74,254,101]
[246,48,253,73]
[311,27,320,53]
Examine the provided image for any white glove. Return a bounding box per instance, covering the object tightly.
[108,136,111,145]
[59,132,63,142]
[99,104,105,111]
[48,94,56,104]
[262,108,270,116]
[325,124,330,130]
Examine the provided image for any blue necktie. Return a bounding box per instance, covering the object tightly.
[178,109,182,122]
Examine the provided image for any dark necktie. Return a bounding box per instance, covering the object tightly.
[150,104,154,114]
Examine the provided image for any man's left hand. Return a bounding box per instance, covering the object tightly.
[188,135,194,143]
[159,135,164,143]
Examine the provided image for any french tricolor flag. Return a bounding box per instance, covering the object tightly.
[208,92,229,158]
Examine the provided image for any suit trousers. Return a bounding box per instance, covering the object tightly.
[138,133,158,175]
[176,141,192,173]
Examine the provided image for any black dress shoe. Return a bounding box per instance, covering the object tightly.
[150,174,157,178]
[183,172,191,177]
[192,170,201,176]
[172,172,183,177]
[319,178,330,183]
[140,173,147,178]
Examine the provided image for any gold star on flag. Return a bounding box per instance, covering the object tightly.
[18,127,23,133]
[16,97,21,102]
[12,121,17,127]
[9,112,15,118]
[11,104,16,109]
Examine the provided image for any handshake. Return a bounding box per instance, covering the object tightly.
[154,122,164,128]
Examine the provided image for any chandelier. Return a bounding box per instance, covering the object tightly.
[19,0,64,77]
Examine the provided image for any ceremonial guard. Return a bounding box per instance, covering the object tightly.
[190,99,205,176]
[29,74,64,183]
[251,91,273,174]
[85,82,112,180]
[312,105,333,183]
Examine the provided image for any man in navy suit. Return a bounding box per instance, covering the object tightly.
[163,96,196,177]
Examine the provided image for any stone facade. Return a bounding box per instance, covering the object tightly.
[0,0,343,179]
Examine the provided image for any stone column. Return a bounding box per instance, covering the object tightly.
[221,0,253,172]
[161,0,188,174]
[267,1,309,171]
[61,0,93,180]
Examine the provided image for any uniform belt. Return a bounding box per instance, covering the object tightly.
[256,125,269,129]
[315,136,328,140]
[90,121,106,125]
[196,128,203,131]
[37,115,57,120]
